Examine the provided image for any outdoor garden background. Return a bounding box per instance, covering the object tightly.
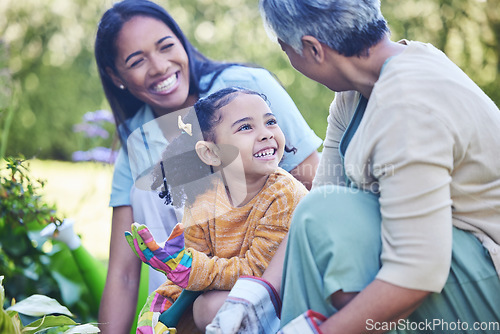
[0,0,499,331]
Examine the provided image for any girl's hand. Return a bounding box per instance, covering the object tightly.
[125,222,192,288]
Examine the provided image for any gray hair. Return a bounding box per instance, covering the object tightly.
[259,0,389,57]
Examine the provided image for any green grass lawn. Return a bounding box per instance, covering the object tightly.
[27,159,114,262]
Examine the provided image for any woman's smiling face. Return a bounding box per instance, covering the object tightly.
[110,16,197,116]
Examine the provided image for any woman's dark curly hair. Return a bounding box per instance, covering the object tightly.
[151,87,296,207]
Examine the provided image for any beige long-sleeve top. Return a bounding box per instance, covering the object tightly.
[156,167,308,300]
[314,40,500,292]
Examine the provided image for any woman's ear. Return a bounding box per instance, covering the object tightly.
[195,141,221,166]
[301,35,325,64]
[106,67,126,89]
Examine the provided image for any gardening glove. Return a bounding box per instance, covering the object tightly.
[278,310,326,334]
[205,276,281,334]
[125,222,192,288]
[136,291,177,334]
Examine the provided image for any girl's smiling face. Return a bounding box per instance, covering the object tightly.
[212,93,286,183]
[109,16,197,116]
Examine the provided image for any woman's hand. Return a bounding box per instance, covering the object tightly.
[125,222,192,288]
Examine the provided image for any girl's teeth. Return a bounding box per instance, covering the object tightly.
[153,74,176,92]
[254,149,275,157]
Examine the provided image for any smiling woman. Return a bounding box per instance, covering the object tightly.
[94,0,322,332]
[107,16,197,117]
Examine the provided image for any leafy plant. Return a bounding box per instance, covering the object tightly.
[0,157,98,323]
[1,276,100,333]
[0,157,62,303]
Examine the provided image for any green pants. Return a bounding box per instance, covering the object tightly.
[281,185,500,334]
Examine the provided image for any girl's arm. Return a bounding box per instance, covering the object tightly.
[186,224,288,291]
[186,182,305,291]
[98,206,142,334]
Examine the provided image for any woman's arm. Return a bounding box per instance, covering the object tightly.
[98,206,142,334]
[320,279,430,334]
[313,105,455,333]
[312,92,358,189]
[289,151,320,190]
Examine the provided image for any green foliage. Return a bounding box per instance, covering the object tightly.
[0,277,19,334]
[0,0,109,160]
[0,157,98,323]
[0,157,62,303]
[0,277,100,333]
[0,157,57,227]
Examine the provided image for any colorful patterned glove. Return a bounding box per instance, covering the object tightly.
[205,276,281,334]
[278,310,326,334]
[125,222,192,288]
[136,291,176,334]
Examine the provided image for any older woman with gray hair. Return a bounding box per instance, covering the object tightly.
[208,0,500,333]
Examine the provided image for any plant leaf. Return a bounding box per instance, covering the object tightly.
[21,315,76,334]
[64,323,101,333]
[6,295,73,317]
[0,276,20,334]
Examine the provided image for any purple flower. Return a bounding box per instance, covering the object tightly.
[72,150,90,162]
[89,147,118,163]
[72,147,118,164]
[83,109,115,124]
[72,109,117,164]
[73,123,109,139]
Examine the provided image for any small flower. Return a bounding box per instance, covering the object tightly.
[89,147,118,163]
[73,123,109,139]
[72,109,118,164]
[71,150,90,162]
[82,109,115,124]
[72,147,118,164]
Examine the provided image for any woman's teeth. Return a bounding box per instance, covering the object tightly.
[153,74,177,92]
[254,148,275,158]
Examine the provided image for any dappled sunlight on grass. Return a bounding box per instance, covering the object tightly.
[28,159,113,262]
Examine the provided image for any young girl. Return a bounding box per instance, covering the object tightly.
[126,87,308,333]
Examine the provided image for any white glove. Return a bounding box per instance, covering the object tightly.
[206,276,281,334]
[40,218,81,250]
[278,310,326,334]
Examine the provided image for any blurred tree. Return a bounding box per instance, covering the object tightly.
[0,0,498,160]
[384,0,499,101]
[483,0,500,102]
[0,0,110,160]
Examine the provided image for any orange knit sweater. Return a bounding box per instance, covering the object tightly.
[155,167,307,301]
